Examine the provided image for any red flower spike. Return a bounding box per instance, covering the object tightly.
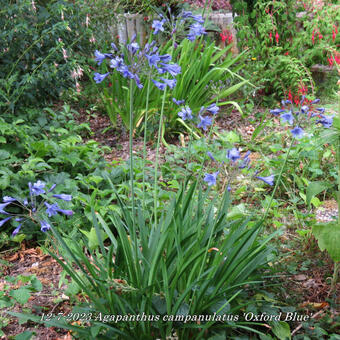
[275,31,279,44]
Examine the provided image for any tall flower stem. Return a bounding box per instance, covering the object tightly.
[129,79,136,232]
[196,115,217,184]
[142,72,152,209]
[153,33,177,227]
[153,86,168,227]
[261,139,294,222]
[330,75,340,295]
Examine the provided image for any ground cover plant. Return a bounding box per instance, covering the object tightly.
[0,0,339,339]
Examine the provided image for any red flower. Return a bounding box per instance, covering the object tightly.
[275,31,279,44]
[220,29,232,44]
[318,33,323,40]
[328,57,334,66]
[288,89,293,103]
[284,52,289,55]
[332,30,336,42]
[312,29,315,44]
[269,31,272,41]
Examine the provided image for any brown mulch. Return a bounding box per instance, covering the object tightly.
[74,106,263,164]
[0,242,71,339]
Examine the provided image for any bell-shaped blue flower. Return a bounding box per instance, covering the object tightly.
[291,126,304,139]
[40,220,51,232]
[203,171,219,186]
[52,194,72,201]
[197,115,212,131]
[93,72,110,84]
[280,111,294,125]
[256,174,275,186]
[206,103,219,115]
[178,106,193,121]
[226,147,240,162]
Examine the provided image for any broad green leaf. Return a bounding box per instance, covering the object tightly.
[312,222,340,262]
[306,181,329,207]
[270,321,291,340]
[10,288,31,305]
[80,227,108,250]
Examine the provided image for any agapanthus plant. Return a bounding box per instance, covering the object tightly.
[0,181,73,237]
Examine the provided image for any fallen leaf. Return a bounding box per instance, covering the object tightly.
[294,274,307,281]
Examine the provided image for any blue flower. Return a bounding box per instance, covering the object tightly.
[93,72,110,84]
[146,54,161,67]
[187,23,206,41]
[0,202,11,215]
[40,220,51,232]
[191,14,204,24]
[256,174,275,186]
[207,151,216,161]
[181,11,193,19]
[301,105,309,114]
[0,216,13,227]
[178,106,193,121]
[94,50,112,65]
[291,126,304,139]
[316,115,334,128]
[45,202,59,217]
[317,108,325,113]
[226,147,240,162]
[111,42,118,51]
[270,109,285,115]
[206,103,219,115]
[152,19,165,34]
[173,98,185,105]
[127,42,140,55]
[12,223,22,237]
[53,194,72,201]
[159,54,172,63]
[197,115,212,131]
[3,196,16,203]
[110,57,126,72]
[239,151,251,169]
[160,77,176,89]
[203,171,219,186]
[300,95,306,105]
[159,63,181,77]
[152,79,166,91]
[227,185,231,192]
[133,74,143,89]
[120,66,134,79]
[311,98,320,104]
[45,202,73,217]
[48,184,56,193]
[29,181,46,196]
[280,111,294,124]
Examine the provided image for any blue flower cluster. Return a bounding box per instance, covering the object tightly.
[270,97,333,139]
[204,146,275,188]
[0,181,73,237]
[151,10,206,42]
[176,102,220,131]
[93,36,181,91]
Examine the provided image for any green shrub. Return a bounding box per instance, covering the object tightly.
[0,0,93,112]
